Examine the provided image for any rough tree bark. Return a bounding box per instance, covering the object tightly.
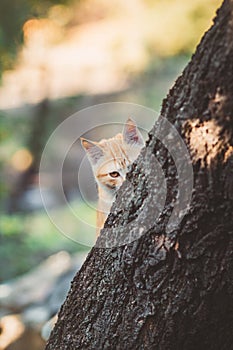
[46,0,233,349]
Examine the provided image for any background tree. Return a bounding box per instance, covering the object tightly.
[46,0,233,348]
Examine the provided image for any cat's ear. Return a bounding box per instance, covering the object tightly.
[81,138,104,165]
[123,118,144,146]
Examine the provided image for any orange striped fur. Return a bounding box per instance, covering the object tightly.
[81,118,144,237]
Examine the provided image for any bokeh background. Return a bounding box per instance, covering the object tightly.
[0,0,221,348]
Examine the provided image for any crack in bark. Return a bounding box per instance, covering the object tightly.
[46,1,233,349]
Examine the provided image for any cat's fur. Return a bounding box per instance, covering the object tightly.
[40,119,143,341]
[81,118,144,236]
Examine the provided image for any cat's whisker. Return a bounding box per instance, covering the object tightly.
[81,118,144,237]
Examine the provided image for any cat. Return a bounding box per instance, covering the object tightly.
[81,118,144,236]
[41,119,144,341]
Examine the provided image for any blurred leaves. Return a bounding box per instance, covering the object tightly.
[0,0,222,75]
[0,210,87,281]
[145,0,222,56]
[0,0,73,74]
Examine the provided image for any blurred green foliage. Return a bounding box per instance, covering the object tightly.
[0,0,222,75]
[0,0,72,74]
[0,114,10,206]
[0,201,93,281]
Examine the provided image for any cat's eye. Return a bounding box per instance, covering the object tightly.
[109,171,120,178]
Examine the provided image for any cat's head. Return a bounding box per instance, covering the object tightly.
[81,118,144,196]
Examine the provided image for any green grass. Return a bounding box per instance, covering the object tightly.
[0,200,94,281]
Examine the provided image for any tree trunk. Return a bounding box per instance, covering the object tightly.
[46,0,233,349]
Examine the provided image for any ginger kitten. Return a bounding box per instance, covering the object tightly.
[81,118,144,236]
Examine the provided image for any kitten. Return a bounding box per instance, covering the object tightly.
[81,118,144,236]
[41,119,144,341]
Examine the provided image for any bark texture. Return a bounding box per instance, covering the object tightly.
[46,1,233,349]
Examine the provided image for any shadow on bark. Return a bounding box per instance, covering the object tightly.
[46,1,233,349]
